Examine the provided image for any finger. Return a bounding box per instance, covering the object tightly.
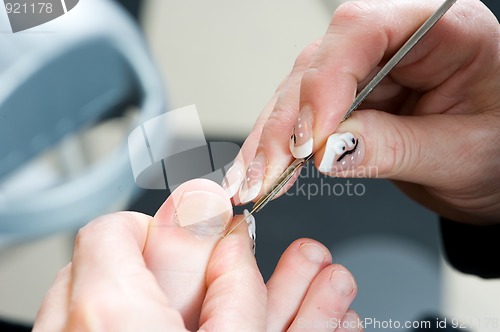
[266,239,332,331]
[288,265,358,332]
[33,264,72,332]
[143,178,233,331]
[199,214,266,331]
[221,76,287,200]
[68,212,185,331]
[297,0,492,165]
[225,40,321,204]
[315,110,500,222]
[221,92,278,202]
[336,309,364,332]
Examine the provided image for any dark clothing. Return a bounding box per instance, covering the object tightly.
[440,218,500,279]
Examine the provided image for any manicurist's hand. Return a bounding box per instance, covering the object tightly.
[225,0,500,224]
[34,179,362,332]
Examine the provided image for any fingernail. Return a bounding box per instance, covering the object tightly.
[221,159,245,198]
[174,191,232,236]
[341,311,361,332]
[244,209,256,255]
[290,106,314,158]
[330,269,356,297]
[299,242,326,264]
[238,151,266,204]
[318,132,364,173]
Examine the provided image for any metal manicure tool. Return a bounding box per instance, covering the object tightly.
[224,0,457,237]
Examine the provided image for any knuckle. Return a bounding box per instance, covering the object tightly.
[69,292,120,329]
[293,39,322,70]
[361,110,417,178]
[331,1,371,27]
[264,101,298,138]
[384,116,420,178]
[75,212,142,247]
[74,215,109,248]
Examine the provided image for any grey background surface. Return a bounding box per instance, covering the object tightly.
[1,0,499,329]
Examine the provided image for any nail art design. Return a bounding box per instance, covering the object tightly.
[290,106,314,158]
[318,132,364,173]
[244,209,256,254]
[221,159,244,198]
[238,152,266,204]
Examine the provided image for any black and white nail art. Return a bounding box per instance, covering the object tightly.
[318,132,362,173]
[243,209,256,254]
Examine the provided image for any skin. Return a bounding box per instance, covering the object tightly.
[237,0,500,224]
[33,1,500,329]
[34,179,362,332]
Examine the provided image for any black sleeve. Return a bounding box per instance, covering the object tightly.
[440,217,500,279]
[0,319,32,332]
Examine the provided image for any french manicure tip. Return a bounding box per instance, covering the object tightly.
[238,152,265,203]
[221,161,244,198]
[244,209,256,253]
[222,181,240,198]
[290,137,313,158]
[239,182,262,204]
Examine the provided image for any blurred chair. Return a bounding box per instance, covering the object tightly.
[0,0,167,246]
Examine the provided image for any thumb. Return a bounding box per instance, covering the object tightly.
[315,110,486,189]
[143,178,233,331]
[199,214,265,332]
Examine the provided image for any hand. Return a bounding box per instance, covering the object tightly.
[227,0,500,224]
[34,179,362,331]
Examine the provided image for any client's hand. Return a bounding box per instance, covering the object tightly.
[34,179,362,332]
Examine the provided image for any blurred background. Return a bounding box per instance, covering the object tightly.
[0,0,499,331]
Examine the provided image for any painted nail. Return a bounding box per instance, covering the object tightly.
[318,132,364,173]
[244,209,256,254]
[174,190,233,236]
[330,270,356,297]
[221,159,245,198]
[238,151,266,204]
[290,106,314,158]
[299,242,326,264]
